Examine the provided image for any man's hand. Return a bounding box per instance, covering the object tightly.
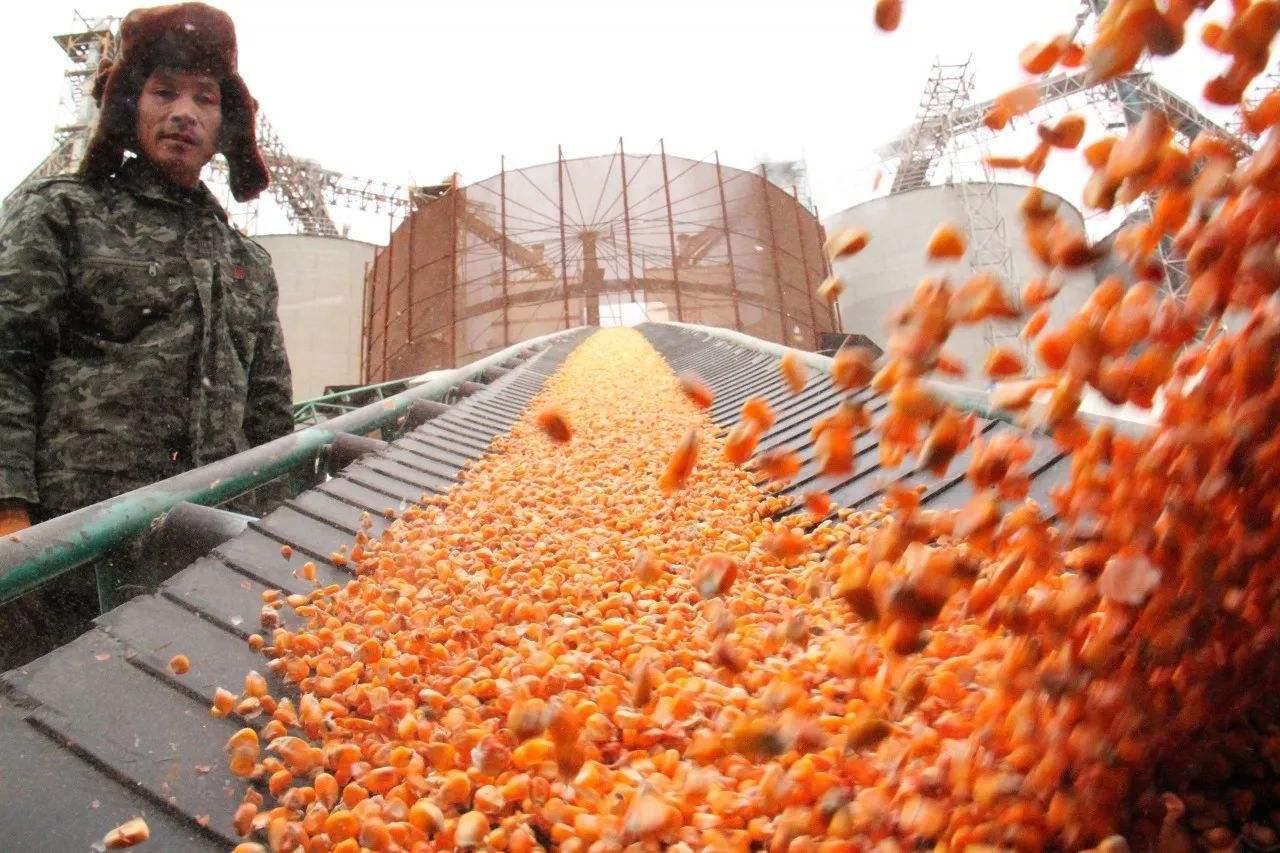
[0,503,31,536]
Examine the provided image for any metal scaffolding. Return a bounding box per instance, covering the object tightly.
[920,59,1022,359]
[879,0,1260,304]
[361,145,835,381]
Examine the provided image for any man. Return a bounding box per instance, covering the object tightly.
[0,3,293,662]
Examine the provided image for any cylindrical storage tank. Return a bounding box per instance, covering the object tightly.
[824,183,1097,389]
[255,234,378,401]
[362,151,836,383]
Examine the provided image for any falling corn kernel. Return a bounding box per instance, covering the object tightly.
[925,222,967,260]
[873,0,902,32]
[658,427,698,494]
[779,351,807,394]
[102,817,150,849]
[534,408,572,443]
[168,654,190,675]
[817,274,845,303]
[676,373,714,409]
[823,226,870,259]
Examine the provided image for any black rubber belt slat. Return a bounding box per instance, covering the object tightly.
[679,350,769,383]
[467,400,524,422]
[414,420,494,455]
[751,382,844,445]
[0,696,216,851]
[757,391,884,454]
[317,476,411,515]
[376,447,466,484]
[461,398,523,421]
[289,489,390,537]
[435,410,510,438]
[97,596,289,711]
[253,506,361,566]
[394,435,472,472]
[829,420,1004,509]
[710,368,789,414]
[753,378,854,432]
[1026,451,1071,518]
[356,455,458,494]
[2,631,248,845]
[711,378,795,423]
[214,528,345,591]
[161,557,303,639]
[717,372,823,422]
[761,406,896,494]
[339,464,438,506]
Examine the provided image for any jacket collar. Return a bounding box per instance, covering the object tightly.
[115,155,229,222]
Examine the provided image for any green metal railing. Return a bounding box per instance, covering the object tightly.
[292,377,420,428]
[0,327,584,611]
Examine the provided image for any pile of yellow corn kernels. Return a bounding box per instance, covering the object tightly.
[194,2,1280,851]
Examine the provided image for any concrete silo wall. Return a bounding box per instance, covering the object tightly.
[255,234,378,401]
[824,184,1097,389]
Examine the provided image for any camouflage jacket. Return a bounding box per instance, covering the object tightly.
[0,157,293,513]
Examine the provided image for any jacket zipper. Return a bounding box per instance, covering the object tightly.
[85,255,160,277]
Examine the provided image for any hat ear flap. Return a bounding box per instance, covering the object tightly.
[80,58,147,181]
[219,75,270,202]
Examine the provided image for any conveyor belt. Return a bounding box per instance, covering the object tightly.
[0,330,591,851]
[0,324,1071,848]
[635,323,1071,519]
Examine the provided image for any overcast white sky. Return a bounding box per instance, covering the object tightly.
[0,1,1244,243]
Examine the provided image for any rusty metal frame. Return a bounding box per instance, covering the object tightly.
[359,259,370,381]
[405,201,417,346]
[659,140,683,322]
[447,175,460,366]
[557,145,571,329]
[361,148,832,377]
[500,156,511,348]
[758,165,789,342]
[714,152,743,334]
[791,185,820,349]
[381,212,394,380]
[619,139,637,307]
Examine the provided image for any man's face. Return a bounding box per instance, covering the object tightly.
[135,67,222,189]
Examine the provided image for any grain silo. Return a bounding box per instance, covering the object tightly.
[824,183,1097,388]
[254,234,378,401]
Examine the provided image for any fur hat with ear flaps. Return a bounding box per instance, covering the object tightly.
[79,2,270,202]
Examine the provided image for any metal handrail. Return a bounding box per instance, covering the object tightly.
[0,326,585,608]
[291,376,418,426]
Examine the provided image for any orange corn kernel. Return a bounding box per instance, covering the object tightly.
[677,374,714,409]
[535,408,572,443]
[925,223,967,260]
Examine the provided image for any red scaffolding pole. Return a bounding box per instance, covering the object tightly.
[618,138,637,306]
[381,211,393,380]
[758,165,788,343]
[791,185,820,349]
[500,156,511,348]
[660,139,683,322]
[557,145,571,330]
[360,259,370,381]
[405,200,417,346]
[714,152,743,334]
[448,175,459,367]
